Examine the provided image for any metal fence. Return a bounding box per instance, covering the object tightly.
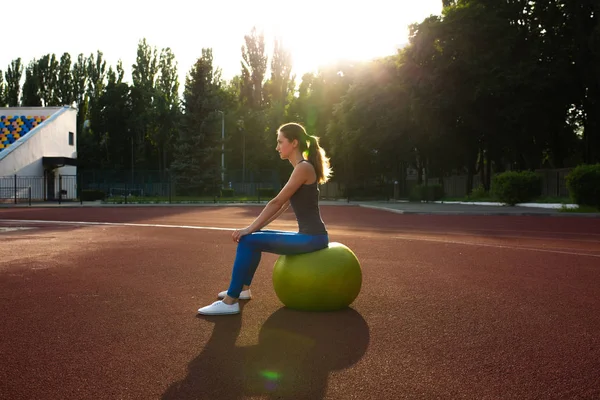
[0,167,575,204]
[78,169,285,199]
[0,174,78,204]
[433,168,573,198]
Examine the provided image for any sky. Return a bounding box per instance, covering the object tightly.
[1,0,443,87]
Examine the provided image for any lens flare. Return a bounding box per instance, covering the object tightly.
[260,370,281,391]
[261,370,281,380]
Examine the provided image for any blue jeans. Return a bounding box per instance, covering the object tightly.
[226,230,329,298]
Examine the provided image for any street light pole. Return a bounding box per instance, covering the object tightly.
[237,117,245,186]
[217,110,225,187]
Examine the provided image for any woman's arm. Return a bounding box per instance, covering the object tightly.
[232,163,310,242]
[259,201,290,230]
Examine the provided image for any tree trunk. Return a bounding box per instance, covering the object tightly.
[466,167,474,196]
[417,157,424,185]
[163,146,168,182]
[479,147,485,190]
[583,96,600,164]
[485,150,492,191]
[158,145,162,176]
[466,148,478,195]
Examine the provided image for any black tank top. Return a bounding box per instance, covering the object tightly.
[289,160,328,235]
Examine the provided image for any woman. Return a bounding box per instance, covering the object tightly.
[198,122,332,315]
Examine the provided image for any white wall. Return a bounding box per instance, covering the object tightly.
[0,106,77,176]
[0,106,78,200]
[0,107,62,118]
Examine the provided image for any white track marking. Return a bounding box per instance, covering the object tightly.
[1,218,598,258]
[0,219,235,231]
[0,227,34,233]
[393,234,600,258]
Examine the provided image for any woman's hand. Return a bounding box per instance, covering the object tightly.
[232,227,251,243]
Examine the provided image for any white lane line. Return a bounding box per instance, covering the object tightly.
[0,227,34,233]
[0,219,236,231]
[393,234,600,258]
[2,219,597,258]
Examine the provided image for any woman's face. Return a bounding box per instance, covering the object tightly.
[276,131,296,160]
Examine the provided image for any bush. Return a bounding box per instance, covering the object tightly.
[345,184,393,200]
[408,185,424,201]
[408,184,444,202]
[220,188,234,198]
[491,171,541,205]
[468,184,488,200]
[258,188,275,199]
[566,164,600,209]
[427,184,444,201]
[80,189,105,201]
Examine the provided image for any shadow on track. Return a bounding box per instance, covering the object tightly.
[162,306,370,400]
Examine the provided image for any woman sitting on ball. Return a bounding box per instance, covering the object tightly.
[197,122,332,315]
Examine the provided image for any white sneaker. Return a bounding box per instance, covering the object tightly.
[197,300,240,315]
[217,289,252,300]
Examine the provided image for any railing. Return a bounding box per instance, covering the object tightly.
[0,184,32,205]
[0,174,77,205]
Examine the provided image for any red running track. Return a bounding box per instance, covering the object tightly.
[0,206,599,400]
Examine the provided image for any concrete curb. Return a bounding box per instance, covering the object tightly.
[358,204,600,218]
[0,200,358,208]
[1,200,598,217]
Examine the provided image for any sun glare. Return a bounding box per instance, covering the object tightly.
[256,1,442,75]
[0,1,442,87]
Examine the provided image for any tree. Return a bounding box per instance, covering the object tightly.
[152,47,181,176]
[328,57,409,189]
[264,38,294,107]
[5,58,23,106]
[56,53,75,106]
[171,48,226,194]
[37,53,60,106]
[0,70,5,107]
[131,39,159,169]
[240,27,267,109]
[79,51,107,171]
[263,38,295,175]
[21,60,42,107]
[237,27,274,176]
[90,69,132,169]
[72,53,89,143]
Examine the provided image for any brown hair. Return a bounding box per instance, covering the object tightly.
[278,122,332,184]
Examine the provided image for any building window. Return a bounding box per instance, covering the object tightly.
[69,132,74,146]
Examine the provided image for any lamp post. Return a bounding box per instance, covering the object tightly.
[237,117,245,185]
[216,110,225,187]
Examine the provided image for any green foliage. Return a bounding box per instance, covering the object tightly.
[21,61,42,106]
[170,48,225,194]
[0,70,5,106]
[565,164,600,208]
[409,184,444,202]
[468,184,488,200]
[346,183,393,200]
[220,188,234,197]
[240,27,267,109]
[4,0,599,201]
[5,58,22,106]
[258,188,275,198]
[559,204,600,213]
[491,171,542,206]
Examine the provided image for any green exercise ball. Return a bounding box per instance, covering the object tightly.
[272,242,362,311]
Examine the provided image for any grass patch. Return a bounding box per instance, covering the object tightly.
[102,195,274,204]
[441,193,572,204]
[559,205,600,213]
[439,184,574,204]
[531,196,572,204]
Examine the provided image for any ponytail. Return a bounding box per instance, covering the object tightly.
[305,134,332,184]
[278,122,333,184]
